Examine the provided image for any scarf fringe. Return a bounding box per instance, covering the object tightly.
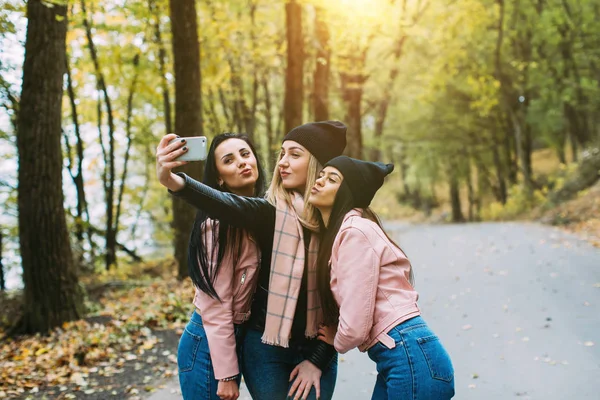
[261,333,290,348]
[305,328,318,339]
[261,331,320,349]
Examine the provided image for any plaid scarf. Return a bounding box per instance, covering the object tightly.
[261,193,321,347]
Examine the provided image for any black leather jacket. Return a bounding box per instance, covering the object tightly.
[170,173,337,370]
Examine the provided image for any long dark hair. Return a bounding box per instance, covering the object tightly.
[187,133,266,301]
[316,181,355,325]
[316,182,415,325]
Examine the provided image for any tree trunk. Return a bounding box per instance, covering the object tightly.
[502,119,517,184]
[343,79,364,159]
[312,6,330,122]
[249,0,259,142]
[207,89,222,134]
[114,54,140,240]
[284,0,304,133]
[449,169,464,223]
[65,54,95,267]
[228,61,253,138]
[494,0,532,192]
[465,154,475,221]
[341,49,369,159]
[509,106,534,192]
[81,0,117,270]
[556,129,567,164]
[491,125,507,203]
[130,145,153,242]
[569,130,579,162]
[149,0,173,136]
[522,112,534,189]
[218,87,233,129]
[397,145,411,199]
[169,0,203,280]
[17,0,83,333]
[262,76,276,172]
[371,36,407,161]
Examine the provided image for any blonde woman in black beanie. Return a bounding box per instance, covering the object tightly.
[308,156,455,400]
[156,121,346,400]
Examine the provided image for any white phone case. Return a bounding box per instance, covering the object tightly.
[170,136,208,161]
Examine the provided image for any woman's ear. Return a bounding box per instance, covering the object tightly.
[217,178,224,187]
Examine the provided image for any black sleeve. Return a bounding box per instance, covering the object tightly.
[169,172,275,231]
[303,339,338,371]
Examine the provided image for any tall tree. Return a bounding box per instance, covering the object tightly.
[371,0,428,161]
[340,47,368,159]
[169,0,203,279]
[312,6,330,121]
[284,0,304,133]
[149,0,173,136]
[64,54,94,267]
[81,0,118,269]
[17,0,83,333]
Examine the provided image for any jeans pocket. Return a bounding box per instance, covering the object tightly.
[417,335,454,383]
[178,327,203,373]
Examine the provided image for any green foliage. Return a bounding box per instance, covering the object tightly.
[482,184,546,220]
[1,0,599,281]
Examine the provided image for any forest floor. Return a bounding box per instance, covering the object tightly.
[0,262,195,399]
[535,180,600,247]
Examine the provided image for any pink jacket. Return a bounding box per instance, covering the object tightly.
[192,219,260,379]
[330,209,420,354]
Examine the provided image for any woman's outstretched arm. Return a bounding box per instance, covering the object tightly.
[156,133,274,231]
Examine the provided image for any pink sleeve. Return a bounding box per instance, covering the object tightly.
[333,227,379,354]
[192,220,239,380]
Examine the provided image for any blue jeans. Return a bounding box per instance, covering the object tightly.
[367,316,455,400]
[177,312,243,400]
[242,328,338,400]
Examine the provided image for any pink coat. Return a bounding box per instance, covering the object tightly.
[193,219,260,379]
[330,209,420,354]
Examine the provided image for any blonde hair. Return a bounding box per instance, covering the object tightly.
[266,152,322,231]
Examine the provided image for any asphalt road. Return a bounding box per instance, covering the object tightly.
[148,222,600,400]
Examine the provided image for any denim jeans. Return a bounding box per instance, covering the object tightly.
[367,316,455,400]
[242,328,338,400]
[177,311,243,400]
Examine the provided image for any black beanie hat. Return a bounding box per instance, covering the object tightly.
[325,156,394,208]
[283,121,347,165]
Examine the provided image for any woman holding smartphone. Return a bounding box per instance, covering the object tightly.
[309,156,455,400]
[156,121,347,400]
[162,133,266,400]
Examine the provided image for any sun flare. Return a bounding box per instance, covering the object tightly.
[320,0,394,28]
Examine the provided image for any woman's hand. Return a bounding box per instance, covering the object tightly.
[216,380,239,400]
[288,360,322,400]
[317,324,336,346]
[155,133,188,192]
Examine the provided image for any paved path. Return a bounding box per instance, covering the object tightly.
[148,222,600,399]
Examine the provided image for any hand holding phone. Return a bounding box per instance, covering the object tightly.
[168,136,208,161]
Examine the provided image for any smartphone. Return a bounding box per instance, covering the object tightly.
[169,136,208,162]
